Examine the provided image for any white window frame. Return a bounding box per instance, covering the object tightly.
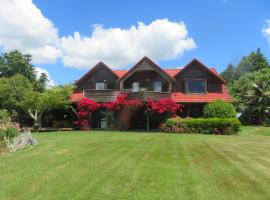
[95,82,107,90]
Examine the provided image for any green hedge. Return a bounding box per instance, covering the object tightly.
[203,100,237,118]
[160,117,241,135]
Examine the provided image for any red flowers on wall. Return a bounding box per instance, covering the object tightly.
[73,98,100,130]
[146,98,183,116]
[74,94,183,130]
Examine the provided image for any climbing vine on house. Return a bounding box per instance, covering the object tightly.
[106,94,142,130]
[73,98,100,130]
[74,94,183,130]
[144,98,183,130]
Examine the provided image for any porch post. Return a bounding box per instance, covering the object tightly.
[120,81,123,92]
[168,81,172,92]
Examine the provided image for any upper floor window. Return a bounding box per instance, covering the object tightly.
[132,82,140,92]
[95,82,106,90]
[153,81,162,92]
[185,79,206,93]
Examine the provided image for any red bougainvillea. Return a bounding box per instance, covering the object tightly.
[73,98,100,130]
[146,98,183,116]
[106,93,142,130]
[106,93,142,112]
[74,94,183,130]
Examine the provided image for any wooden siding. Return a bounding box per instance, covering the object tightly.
[123,70,170,92]
[77,64,118,90]
[173,63,222,93]
[127,91,170,101]
[75,58,225,103]
[84,89,120,102]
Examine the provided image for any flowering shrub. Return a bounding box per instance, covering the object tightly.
[106,94,142,130]
[146,98,183,116]
[5,130,37,152]
[106,94,142,111]
[0,114,20,141]
[73,98,100,130]
[73,95,183,130]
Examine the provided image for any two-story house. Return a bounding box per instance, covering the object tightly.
[70,57,231,128]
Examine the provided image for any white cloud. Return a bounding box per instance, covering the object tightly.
[0,0,59,64]
[35,67,54,87]
[263,20,270,47]
[0,0,196,69]
[60,19,196,69]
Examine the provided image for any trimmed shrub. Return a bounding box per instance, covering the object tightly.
[160,117,241,135]
[203,101,237,118]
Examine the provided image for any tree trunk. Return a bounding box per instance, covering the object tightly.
[258,107,263,125]
[248,107,252,124]
[28,109,40,131]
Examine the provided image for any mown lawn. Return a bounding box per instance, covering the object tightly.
[1,126,270,200]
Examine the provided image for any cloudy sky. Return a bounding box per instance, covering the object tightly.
[0,0,270,85]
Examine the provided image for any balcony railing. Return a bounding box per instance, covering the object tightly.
[126,91,171,101]
[83,89,120,102]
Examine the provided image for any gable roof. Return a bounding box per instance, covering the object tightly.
[163,69,182,77]
[119,56,175,82]
[76,62,119,85]
[174,59,225,83]
[75,57,225,84]
[112,70,127,78]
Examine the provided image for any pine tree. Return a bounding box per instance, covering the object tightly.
[248,48,269,71]
[221,63,235,83]
[234,48,269,80]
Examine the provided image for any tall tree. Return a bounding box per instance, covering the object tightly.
[0,74,33,111]
[248,48,269,71]
[0,50,36,82]
[234,56,253,80]
[234,48,269,80]
[221,63,235,83]
[35,72,49,92]
[231,68,270,125]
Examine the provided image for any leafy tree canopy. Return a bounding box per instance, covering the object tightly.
[22,84,74,128]
[221,48,269,83]
[0,74,33,111]
[0,50,49,92]
[220,63,235,83]
[230,68,270,124]
[0,50,36,81]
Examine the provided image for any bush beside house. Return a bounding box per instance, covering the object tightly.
[203,100,237,118]
[160,117,241,135]
[160,101,241,135]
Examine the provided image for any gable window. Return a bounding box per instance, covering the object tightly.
[95,82,106,90]
[153,81,162,92]
[132,82,140,92]
[185,79,206,93]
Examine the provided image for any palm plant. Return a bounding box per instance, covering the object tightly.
[245,81,270,124]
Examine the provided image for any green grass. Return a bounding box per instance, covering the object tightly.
[1,126,270,200]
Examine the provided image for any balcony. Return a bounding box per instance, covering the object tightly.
[126,91,171,101]
[83,89,120,102]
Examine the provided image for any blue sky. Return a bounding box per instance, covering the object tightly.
[1,0,270,85]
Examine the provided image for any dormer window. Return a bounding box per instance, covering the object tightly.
[95,82,107,90]
[185,78,206,93]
